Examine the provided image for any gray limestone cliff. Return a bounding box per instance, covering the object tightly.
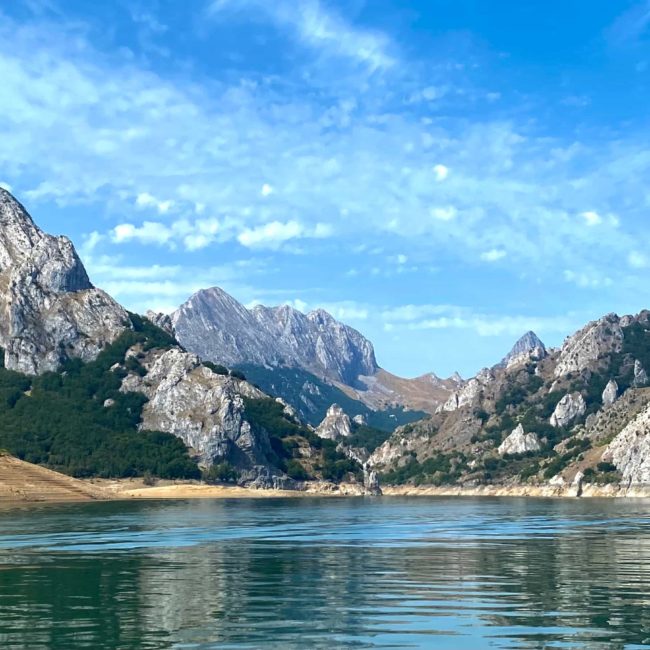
[120,346,276,473]
[171,287,378,386]
[0,189,129,373]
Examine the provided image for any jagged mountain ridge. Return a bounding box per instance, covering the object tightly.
[370,311,650,492]
[168,287,462,415]
[171,287,378,386]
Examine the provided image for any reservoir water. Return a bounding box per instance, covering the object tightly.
[1,496,650,649]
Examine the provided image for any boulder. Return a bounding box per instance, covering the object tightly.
[550,393,586,428]
[498,424,541,455]
[634,360,648,387]
[602,379,618,407]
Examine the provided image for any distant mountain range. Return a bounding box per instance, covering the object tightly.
[2,186,650,496]
[150,287,463,422]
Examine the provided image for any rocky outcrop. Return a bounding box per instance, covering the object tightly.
[172,287,377,386]
[145,310,174,336]
[602,379,619,407]
[554,314,623,378]
[363,467,381,495]
[275,397,299,421]
[352,414,367,426]
[634,360,648,387]
[550,393,586,428]
[604,404,650,485]
[120,347,271,468]
[502,331,547,368]
[498,424,541,455]
[315,404,352,440]
[0,189,129,373]
[438,368,494,413]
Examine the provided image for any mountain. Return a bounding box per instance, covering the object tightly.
[0,189,129,374]
[370,311,650,493]
[168,287,460,416]
[172,287,378,386]
[0,190,365,490]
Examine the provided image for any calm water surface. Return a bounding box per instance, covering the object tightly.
[1,497,650,649]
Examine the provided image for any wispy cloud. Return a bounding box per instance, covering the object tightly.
[208,0,396,71]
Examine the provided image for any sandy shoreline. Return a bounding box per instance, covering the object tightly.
[3,454,650,503]
[94,479,650,501]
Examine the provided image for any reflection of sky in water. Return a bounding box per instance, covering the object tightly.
[1,497,650,649]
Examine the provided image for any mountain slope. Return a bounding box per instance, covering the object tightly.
[370,311,650,491]
[0,452,107,502]
[237,364,427,430]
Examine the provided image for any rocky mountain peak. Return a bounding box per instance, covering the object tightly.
[172,287,378,386]
[0,190,129,374]
[503,331,547,367]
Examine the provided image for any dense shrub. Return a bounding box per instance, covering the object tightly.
[346,424,392,452]
[203,462,239,483]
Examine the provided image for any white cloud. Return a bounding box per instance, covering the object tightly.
[628,251,649,268]
[396,254,408,264]
[480,249,506,262]
[112,221,173,246]
[563,269,613,288]
[430,206,457,221]
[261,183,273,196]
[111,218,224,250]
[209,0,396,71]
[237,220,333,249]
[433,164,449,181]
[135,192,174,214]
[580,210,602,226]
[238,220,304,248]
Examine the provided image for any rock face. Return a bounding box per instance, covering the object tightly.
[602,379,619,407]
[0,189,129,373]
[145,310,174,336]
[438,368,494,413]
[554,314,623,378]
[315,404,352,440]
[172,287,377,386]
[498,424,541,455]
[550,393,586,428]
[605,404,650,485]
[121,347,271,468]
[503,331,547,368]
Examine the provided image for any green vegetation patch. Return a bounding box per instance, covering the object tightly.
[0,319,200,480]
[242,397,362,482]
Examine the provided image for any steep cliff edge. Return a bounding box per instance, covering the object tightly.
[0,189,130,373]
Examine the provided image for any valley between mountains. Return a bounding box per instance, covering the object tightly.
[1,186,650,499]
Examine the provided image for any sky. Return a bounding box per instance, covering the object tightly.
[1,0,650,379]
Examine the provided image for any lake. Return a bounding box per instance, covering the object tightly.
[1,497,650,649]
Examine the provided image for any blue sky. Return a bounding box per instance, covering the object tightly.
[1,0,650,378]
